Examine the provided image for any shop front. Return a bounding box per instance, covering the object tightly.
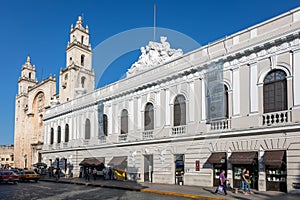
[207,152,227,186]
[79,157,105,170]
[107,156,127,180]
[263,150,287,192]
[229,151,258,190]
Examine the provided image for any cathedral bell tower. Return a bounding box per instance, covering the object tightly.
[18,56,38,95]
[59,16,95,103]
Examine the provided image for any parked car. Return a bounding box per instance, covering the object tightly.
[0,170,19,184]
[10,168,21,175]
[20,170,41,182]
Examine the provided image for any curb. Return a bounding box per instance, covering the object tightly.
[141,189,227,200]
[40,179,227,200]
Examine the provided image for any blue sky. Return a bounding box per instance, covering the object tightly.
[1,0,299,145]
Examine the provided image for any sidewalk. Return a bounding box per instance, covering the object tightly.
[40,176,298,200]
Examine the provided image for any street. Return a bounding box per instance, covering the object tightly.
[0,181,192,200]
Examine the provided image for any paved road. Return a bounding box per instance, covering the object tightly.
[0,181,193,200]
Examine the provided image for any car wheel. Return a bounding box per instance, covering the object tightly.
[14,181,18,184]
[35,180,38,183]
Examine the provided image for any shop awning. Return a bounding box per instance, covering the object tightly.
[263,150,285,167]
[229,152,257,165]
[108,156,127,170]
[79,157,105,166]
[207,152,226,164]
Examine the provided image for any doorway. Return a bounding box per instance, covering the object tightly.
[144,155,153,182]
[233,164,258,190]
[174,154,184,185]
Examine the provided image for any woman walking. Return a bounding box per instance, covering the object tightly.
[215,170,227,196]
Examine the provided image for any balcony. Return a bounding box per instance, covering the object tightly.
[63,142,68,148]
[262,110,291,126]
[83,140,89,146]
[98,136,106,144]
[210,119,231,131]
[171,125,187,136]
[118,134,128,142]
[143,130,154,140]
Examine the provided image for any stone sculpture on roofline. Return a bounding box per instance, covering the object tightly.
[126,36,183,77]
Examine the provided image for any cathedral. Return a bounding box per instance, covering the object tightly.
[15,8,300,193]
[14,16,94,168]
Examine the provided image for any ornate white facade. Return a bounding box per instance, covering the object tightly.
[40,9,300,193]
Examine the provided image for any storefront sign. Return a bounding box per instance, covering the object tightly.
[195,160,200,171]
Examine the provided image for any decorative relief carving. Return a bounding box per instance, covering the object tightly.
[126,36,183,77]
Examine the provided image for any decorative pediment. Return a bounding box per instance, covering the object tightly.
[126,36,183,77]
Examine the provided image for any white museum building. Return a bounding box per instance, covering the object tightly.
[40,8,300,193]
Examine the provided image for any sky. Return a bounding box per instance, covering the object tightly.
[1,0,300,145]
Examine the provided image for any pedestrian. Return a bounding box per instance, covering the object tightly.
[92,168,97,180]
[48,167,51,177]
[215,170,227,195]
[55,168,60,182]
[84,167,90,181]
[79,167,83,178]
[124,168,127,181]
[102,168,107,180]
[244,170,252,194]
[236,168,248,195]
[108,167,113,180]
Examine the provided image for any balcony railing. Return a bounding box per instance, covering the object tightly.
[262,110,291,126]
[118,134,128,142]
[210,119,231,131]
[171,125,187,136]
[63,142,68,148]
[143,130,154,140]
[83,140,89,146]
[99,136,106,144]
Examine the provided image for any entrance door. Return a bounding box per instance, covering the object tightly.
[213,163,227,186]
[174,154,184,185]
[144,155,153,182]
[233,164,258,190]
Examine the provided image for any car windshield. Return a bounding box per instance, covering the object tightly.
[25,171,35,174]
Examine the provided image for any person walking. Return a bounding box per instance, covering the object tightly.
[84,167,90,181]
[236,168,248,195]
[245,170,252,194]
[92,168,97,181]
[215,170,227,195]
[108,167,113,180]
[55,168,60,182]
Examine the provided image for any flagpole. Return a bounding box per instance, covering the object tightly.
[153,2,156,42]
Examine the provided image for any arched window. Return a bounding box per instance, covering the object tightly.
[81,54,85,66]
[103,114,108,136]
[263,70,287,113]
[50,128,54,145]
[144,103,154,130]
[81,76,86,88]
[85,119,91,139]
[121,109,128,134]
[174,95,186,126]
[29,72,31,79]
[65,124,69,142]
[57,126,61,143]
